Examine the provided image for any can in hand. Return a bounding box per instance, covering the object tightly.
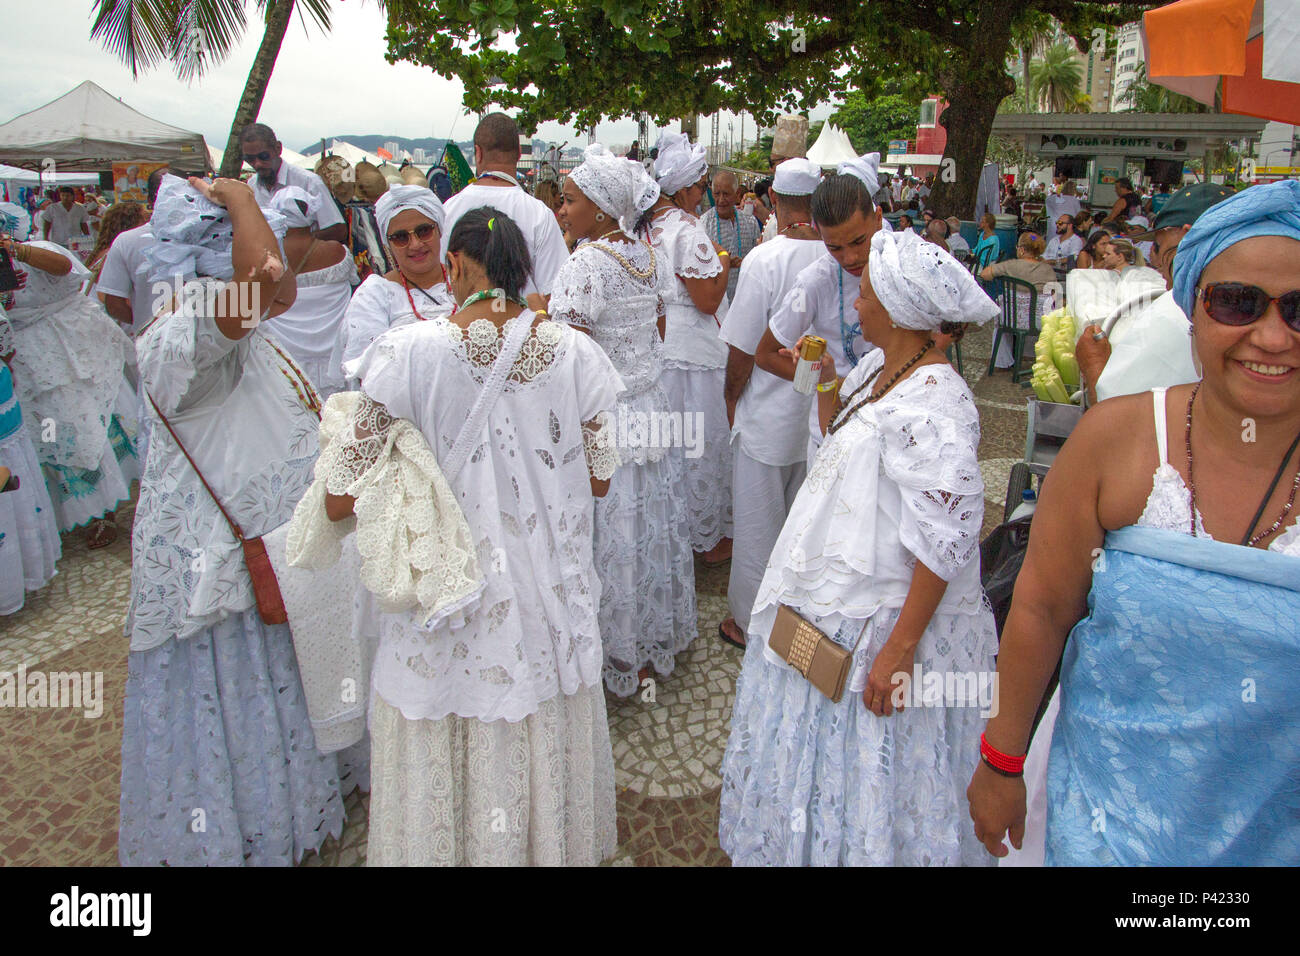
[792,335,827,394]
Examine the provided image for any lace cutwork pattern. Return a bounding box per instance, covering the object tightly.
[435,316,566,389]
[1138,462,1300,555]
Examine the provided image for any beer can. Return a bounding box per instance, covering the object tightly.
[792,336,827,394]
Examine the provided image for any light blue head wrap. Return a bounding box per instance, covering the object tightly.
[1172,180,1300,319]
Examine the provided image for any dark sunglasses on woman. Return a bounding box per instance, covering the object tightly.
[387,223,438,247]
[1199,282,1300,332]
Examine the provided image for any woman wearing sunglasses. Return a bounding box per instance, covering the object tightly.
[969,180,1300,866]
[338,185,456,380]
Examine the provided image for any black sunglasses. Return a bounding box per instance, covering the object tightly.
[1199,282,1300,332]
[242,150,275,164]
[387,223,438,247]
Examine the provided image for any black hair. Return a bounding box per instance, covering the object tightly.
[446,206,532,301]
[474,112,520,158]
[238,122,277,147]
[1115,177,1133,191]
[810,173,874,229]
[146,166,170,206]
[754,177,772,200]
[58,185,74,195]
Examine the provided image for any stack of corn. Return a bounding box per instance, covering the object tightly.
[1031,307,1081,404]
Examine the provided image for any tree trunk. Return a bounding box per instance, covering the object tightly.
[217,0,296,178]
[931,19,1017,220]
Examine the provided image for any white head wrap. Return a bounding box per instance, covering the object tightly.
[267,186,316,229]
[144,174,288,283]
[570,143,660,221]
[653,131,709,197]
[375,184,445,239]
[837,152,882,200]
[772,158,821,196]
[867,228,997,331]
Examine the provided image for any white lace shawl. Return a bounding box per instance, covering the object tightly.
[286,390,485,627]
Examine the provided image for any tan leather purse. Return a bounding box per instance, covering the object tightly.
[767,605,867,703]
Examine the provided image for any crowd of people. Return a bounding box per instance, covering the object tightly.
[1,108,1296,868]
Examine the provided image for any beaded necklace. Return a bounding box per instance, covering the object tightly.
[838,268,861,369]
[588,237,656,281]
[780,221,814,237]
[264,337,322,419]
[477,170,521,188]
[828,340,934,435]
[400,273,445,322]
[1184,382,1300,546]
[456,287,529,315]
[713,209,747,260]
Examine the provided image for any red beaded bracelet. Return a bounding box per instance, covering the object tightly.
[980,732,1026,775]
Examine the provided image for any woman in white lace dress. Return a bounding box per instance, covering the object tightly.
[636,132,734,561]
[0,235,138,548]
[338,185,455,380]
[320,208,624,865]
[259,187,358,399]
[720,229,1000,866]
[119,175,344,865]
[550,144,697,696]
[0,307,61,612]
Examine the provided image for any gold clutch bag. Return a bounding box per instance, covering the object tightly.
[767,605,856,703]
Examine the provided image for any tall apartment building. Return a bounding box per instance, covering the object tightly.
[1111,22,1145,109]
[1081,43,1115,112]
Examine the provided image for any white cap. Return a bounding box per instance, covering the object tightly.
[837,152,882,196]
[772,158,821,197]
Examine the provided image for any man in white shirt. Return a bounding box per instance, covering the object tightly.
[240,123,346,243]
[717,159,823,648]
[1044,214,1084,268]
[700,170,762,297]
[440,112,570,301]
[40,187,90,247]
[755,156,885,464]
[96,168,173,333]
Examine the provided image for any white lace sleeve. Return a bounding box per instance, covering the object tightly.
[548,251,599,330]
[879,368,985,581]
[583,416,618,480]
[673,217,723,280]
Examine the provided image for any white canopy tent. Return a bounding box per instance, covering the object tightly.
[0,80,207,172]
[806,123,859,168]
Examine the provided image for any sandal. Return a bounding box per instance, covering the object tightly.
[717,619,746,650]
[86,517,118,550]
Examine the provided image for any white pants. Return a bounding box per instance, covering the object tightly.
[727,445,806,631]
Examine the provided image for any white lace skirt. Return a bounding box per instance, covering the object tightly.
[119,609,345,866]
[597,435,698,695]
[660,365,733,551]
[719,621,995,867]
[0,422,61,613]
[42,378,139,532]
[367,683,617,866]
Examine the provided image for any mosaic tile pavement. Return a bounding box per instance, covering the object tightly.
[1,322,1031,867]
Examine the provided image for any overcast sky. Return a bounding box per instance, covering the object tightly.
[3,1,837,155]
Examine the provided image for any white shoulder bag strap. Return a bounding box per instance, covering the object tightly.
[443,310,536,481]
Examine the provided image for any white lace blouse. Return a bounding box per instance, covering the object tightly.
[126,290,323,651]
[549,237,665,398]
[755,351,989,641]
[639,207,728,369]
[347,315,625,722]
[339,274,455,379]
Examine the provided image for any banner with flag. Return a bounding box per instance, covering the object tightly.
[441,142,475,194]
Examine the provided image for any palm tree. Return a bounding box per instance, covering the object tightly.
[90,0,359,178]
[1010,10,1055,112]
[1030,42,1084,113]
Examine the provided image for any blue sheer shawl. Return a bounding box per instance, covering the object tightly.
[1046,525,1300,866]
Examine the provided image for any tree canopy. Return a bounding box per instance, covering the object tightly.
[384,0,1160,215]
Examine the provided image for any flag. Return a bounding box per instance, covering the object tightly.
[441,142,475,194]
